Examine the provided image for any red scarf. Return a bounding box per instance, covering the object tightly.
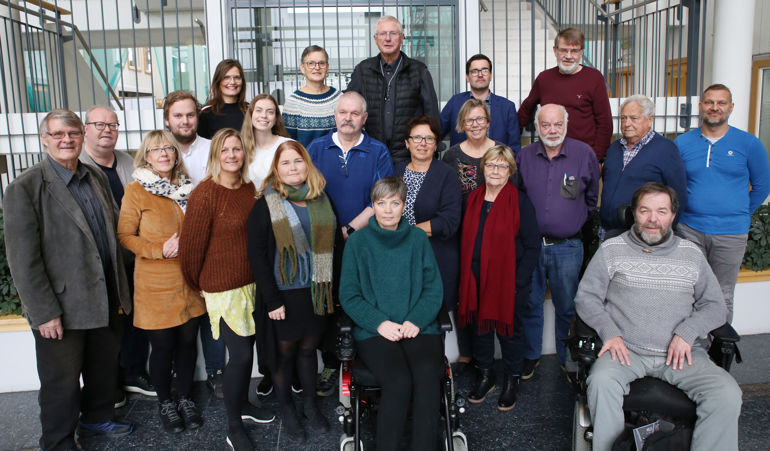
[458,182,520,336]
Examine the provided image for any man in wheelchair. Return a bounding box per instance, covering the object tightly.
[573,182,742,451]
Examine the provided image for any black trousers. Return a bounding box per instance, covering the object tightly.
[33,314,122,451]
[357,334,444,451]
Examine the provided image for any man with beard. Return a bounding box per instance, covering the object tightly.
[516,104,599,380]
[600,95,687,239]
[518,28,612,160]
[575,182,742,451]
[440,54,521,152]
[675,84,770,322]
[163,90,211,185]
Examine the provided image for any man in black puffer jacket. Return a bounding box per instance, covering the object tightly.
[347,15,440,164]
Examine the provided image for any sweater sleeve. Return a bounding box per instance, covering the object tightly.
[673,256,728,344]
[427,166,462,240]
[117,184,165,260]
[517,75,541,131]
[748,137,770,212]
[590,75,613,160]
[574,247,622,342]
[339,235,391,335]
[246,197,284,312]
[179,184,213,293]
[405,233,443,329]
[374,145,396,181]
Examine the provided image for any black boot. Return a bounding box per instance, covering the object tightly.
[280,404,307,444]
[302,397,330,433]
[498,374,519,411]
[467,367,495,404]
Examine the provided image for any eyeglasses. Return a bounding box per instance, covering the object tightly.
[538,121,564,130]
[463,116,489,126]
[469,68,491,76]
[556,47,583,56]
[46,130,83,140]
[408,135,436,144]
[304,60,328,68]
[222,75,242,83]
[484,162,510,172]
[375,31,401,39]
[147,146,177,155]
[86,121,120,131]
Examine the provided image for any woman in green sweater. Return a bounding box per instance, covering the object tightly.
[339,176,444,451]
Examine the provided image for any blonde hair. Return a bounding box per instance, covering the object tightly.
[480,144,517,177]
[203,128,251,186]
[456,98,490,133]
[260,141,326,200]
[241,94,289,161]
[134,129,189,183]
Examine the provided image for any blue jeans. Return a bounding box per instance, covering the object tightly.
[199,313,226,374]
[522,238,583,364]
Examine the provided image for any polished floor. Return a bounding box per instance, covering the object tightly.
[1,333,769,451]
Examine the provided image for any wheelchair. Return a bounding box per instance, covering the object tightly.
[566,316,741,451]
[334,306,469,451]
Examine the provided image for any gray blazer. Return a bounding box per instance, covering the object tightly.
[3,157,131,329]
[79,149,135,187]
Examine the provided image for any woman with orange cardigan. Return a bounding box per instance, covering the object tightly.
[117,130,206,433]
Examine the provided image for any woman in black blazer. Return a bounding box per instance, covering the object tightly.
[395,115,463,313]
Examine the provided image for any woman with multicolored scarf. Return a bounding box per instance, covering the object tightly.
[247,140,340,444]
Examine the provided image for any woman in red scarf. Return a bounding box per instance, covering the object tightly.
[458,145,541,412]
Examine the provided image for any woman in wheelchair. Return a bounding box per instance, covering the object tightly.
[339,176,445,451]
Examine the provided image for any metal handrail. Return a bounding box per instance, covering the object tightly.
[0,0,124,109]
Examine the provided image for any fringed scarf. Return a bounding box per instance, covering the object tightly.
[458,182,520,336]
[264,184,336,315]
[132,167,193,212]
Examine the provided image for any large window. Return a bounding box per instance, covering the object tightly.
[230,2,457,104]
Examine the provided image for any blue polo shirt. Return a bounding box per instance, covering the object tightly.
[440,91,521,152]
[307,130,395,225]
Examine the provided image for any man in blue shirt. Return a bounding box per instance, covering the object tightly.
[440,54,521,153]
[675,84,770,322]
[516,104,599,378]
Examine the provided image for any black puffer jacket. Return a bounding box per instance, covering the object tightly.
[348,52,440,163]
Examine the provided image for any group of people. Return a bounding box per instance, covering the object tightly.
[4,15,769,451]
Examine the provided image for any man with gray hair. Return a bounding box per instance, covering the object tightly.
[600,94,687,239]
[515,103,599,379]
[347,15,439,163]
[4,109,134,449]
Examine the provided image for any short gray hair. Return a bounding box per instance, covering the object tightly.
[533,104,569,127]
[84,105,118,123]
[371,176,407,203]
[376,15,403,35]
[39,109,84,135]
[336,91,367,114]
[621,95,655,118]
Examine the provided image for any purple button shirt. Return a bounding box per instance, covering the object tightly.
[516,137,600,238]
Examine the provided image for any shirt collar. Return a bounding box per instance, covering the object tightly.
[534,138,568,159]
[49,157,88,185]
[619,129,656,151]
[330,130,367,152]
[379,53,403,71]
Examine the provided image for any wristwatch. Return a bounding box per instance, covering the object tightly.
[344,224,356,235]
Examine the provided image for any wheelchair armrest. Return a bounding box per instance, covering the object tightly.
[710,322,740,343]
[708,322,742,371]
[438,305,453,333]
[336,310,355,362]
[337,309,354,334]
[574,315,598,339]
[567,316,601,368]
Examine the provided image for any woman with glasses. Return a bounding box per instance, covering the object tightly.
[199,59,249,139]
[457,145,540,412]
[395,116,462,315]
[242,94,293,188]
[180,129,275,450]
[282,45,341,147]
[117,130,205,434]
[442,98,503,206]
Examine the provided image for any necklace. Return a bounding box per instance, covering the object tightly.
[379,56,403,101]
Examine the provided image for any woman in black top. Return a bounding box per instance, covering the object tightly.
[198,59,249,139]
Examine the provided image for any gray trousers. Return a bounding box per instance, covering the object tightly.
[586,347,742,451]
[676,224,747,323]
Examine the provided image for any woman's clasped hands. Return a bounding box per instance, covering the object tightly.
[377,320,420,341]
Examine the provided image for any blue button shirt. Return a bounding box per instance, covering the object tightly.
[440,91,521,152]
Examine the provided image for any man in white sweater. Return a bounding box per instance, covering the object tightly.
[575,182,741,451]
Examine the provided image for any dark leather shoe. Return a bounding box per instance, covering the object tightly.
[158,399,184,433]
[497,374,519,411]
[177,396,203,429]
[467,367,495,404]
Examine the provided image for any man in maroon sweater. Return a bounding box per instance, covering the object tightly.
[518,28,613,161]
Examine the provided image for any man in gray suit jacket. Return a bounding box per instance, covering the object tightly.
[4,109,134,450]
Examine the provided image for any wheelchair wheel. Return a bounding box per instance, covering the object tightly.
[340,435,364,451]
[572,398,592,451]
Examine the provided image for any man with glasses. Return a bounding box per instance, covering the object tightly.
[440,54,521,153]
[347,15,440,163]
[515,104,599,380]
[518,28,612,161]
[307,91,394,238]
[600,95,687,240]
[163,90,211,186]
[5,109,134,450]
[80,106,157,404]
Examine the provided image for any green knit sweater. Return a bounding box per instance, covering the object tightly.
[339,216,443,341]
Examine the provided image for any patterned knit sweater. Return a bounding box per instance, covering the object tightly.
[180,179,257,293]
[575,228,726,356]
[281,87,341,148]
